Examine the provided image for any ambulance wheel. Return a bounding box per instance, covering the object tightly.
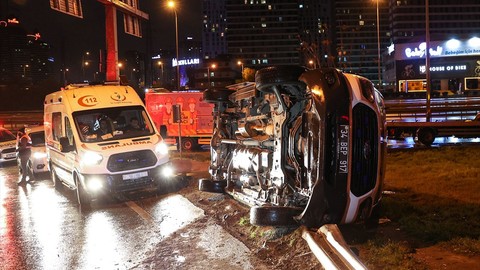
[255,66,306,93]
[250,206,302,227]
[198,178,227,193]
[203,88,234,103]
[417,127,436,146]
[75,175,91,208]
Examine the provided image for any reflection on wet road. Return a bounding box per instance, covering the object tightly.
[0,163,204,270]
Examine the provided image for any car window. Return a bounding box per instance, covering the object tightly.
[29,131,45,146]
[73,105,155,142]
[0,129,16,142]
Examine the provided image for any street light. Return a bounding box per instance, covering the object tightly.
[375,0,382,90]
[22,64,29,78]
[237,60,244,80]
[168,1,180,90]
[157,61,164,85]
[207,63,216,87]
[82,51,90,81]
[117,62,123,75]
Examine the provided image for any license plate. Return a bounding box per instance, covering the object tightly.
[122,171,148,180]
[5,153,16,158]
[338,125,349,174]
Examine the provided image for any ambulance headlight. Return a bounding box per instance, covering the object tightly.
[155,142,169,155]
[81,151,103,166]
[33,152,47,159]
[86,177,103,192]
[161,165,174,178]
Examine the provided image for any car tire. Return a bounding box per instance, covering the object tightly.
[203,88,234,103]
[255,65,306,93]
[76,176,91,208]
[250,206,302,227]
[179,137,197,151]
[51,168,63,190]
[198,178,227,193]
[417,127,436,146]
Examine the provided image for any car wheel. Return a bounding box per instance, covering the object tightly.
[417,127,436,146]
[76,176,91,208]
[198,178,227,193]
[203,88,234,103]
[255,65,306,92]
[250,206,302,227]
[51,168,63,190]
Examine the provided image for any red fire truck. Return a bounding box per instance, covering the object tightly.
[145,89,214,150]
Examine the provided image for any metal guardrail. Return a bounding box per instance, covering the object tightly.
[302,225,367,270]
[0,111,43,130]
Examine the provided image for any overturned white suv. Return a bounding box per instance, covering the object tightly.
[199,66,387,228]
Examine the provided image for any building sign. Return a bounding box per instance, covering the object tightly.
[395,38,480,60]
[172,58,200,67]
[405,42,443,58]
[419,64,467,74]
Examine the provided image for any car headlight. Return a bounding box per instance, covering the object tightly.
[155,142,169,155]
[86,177,103,192]
[161,165,174,178]
[359,78,375,103]
[33,152,47,159]
[81,151,103,166]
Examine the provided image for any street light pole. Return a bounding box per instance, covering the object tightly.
[168,1,180,90]
[237,60,244,80]
[157,61,164,85]
[376,0,382,90]
[207,63,216,88]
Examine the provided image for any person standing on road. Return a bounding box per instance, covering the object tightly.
[17,127,32,185]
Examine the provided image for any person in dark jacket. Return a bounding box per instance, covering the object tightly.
[17,127,32,185]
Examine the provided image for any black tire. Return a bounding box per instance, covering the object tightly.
[198,178,227,193]
[417,127,436,146]
[203,88,234,103]
[180,137,197,151]
[250,206,302,227]
[255,65,306,92]
[51,168,63,190]
[76,176,91,207]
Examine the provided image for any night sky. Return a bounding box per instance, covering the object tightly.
[6,0,202,80]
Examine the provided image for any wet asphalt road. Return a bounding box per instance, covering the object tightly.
[0,160,254,270]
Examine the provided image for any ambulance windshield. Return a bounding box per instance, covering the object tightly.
[72,106,155,142]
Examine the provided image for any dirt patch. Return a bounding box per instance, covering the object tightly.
[172,159,480,269]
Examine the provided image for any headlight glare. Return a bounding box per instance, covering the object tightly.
[86,177,103,192]
[162,165,174,178]
[155,142,169,155]
[81,151,103,166]
[33,152,47,159]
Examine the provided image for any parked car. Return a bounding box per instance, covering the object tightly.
[0,127,17,163]
[199,66,387,228]
[17,125,48,180]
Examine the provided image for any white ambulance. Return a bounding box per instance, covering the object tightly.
[44,83,173,207]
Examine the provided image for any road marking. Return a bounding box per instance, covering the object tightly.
[125,201,155,223]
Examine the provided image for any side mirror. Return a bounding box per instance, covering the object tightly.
[59,137,74,152]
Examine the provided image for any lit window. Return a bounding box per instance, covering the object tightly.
[262,23,267,27]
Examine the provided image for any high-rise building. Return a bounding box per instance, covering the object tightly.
[225,0,300,68]
[389,0,480,44]
[202,0,228,59]
[385,0,480,94]
[334,0,390,87]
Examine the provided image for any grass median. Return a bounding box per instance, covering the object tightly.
[363,145,480,269]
